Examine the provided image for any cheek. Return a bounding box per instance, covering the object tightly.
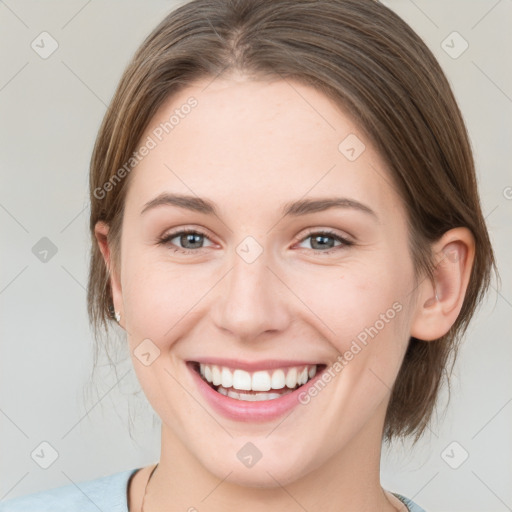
[121,253,217,342]
[289,254,413,403]
[290,256,410,345]
[323,265,413,397]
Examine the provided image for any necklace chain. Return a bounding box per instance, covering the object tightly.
[140,463,159,512]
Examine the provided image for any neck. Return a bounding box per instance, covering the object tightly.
[143,407,400,512]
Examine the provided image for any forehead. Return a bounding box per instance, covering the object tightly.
[125,76,401,221]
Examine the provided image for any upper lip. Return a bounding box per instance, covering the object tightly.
[188,358,325,372]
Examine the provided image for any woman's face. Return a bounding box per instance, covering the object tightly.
[109,76,421,486]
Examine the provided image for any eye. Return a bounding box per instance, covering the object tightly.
[157,228,353,256]
[295,229,353,254]
[157,229,214,254]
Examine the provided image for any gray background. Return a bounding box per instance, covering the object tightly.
[0,1,511,510]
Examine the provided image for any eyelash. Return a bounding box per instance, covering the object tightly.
[157,228,354,255]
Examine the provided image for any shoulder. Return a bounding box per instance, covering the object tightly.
[0,468,139,512]
[392,492,427,512]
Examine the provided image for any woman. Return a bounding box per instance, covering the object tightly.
[1,0,496,511]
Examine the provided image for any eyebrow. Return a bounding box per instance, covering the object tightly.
[140,193,378,220]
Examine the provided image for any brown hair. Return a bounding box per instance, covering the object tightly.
[87,0,497,442]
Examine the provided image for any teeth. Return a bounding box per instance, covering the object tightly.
[216,386,293,401]
[221,367,233,388]
[251,371,271,391]
[285,367,297,388]
[198,363,318,393]
[233,369,252,390]
[298,367,308,385]
[211,365,222,386]
[271,369,285,389]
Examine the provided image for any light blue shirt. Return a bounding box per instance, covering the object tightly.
[0,468,427,511]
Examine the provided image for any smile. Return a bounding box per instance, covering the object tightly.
[197,363,319,401]
[187,360,327,421]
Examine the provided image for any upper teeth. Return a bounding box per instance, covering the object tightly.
[199,364,317,391]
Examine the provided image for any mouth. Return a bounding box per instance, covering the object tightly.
[188,361,327,402]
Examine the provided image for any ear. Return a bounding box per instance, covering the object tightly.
[410,227,475,341]
[94,221,124,326]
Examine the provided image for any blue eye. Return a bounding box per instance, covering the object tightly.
[158,229,214,254]
[157,228,353,255]
[296,230,353,254]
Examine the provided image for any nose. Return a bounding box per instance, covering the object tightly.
[211,245,292,343]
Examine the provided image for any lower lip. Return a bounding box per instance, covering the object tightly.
[186,362,324,422]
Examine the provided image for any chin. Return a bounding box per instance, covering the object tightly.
[196,438,322,489]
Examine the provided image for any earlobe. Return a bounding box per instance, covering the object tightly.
[410,228,475,341]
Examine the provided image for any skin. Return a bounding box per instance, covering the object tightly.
[95,74,475,511]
